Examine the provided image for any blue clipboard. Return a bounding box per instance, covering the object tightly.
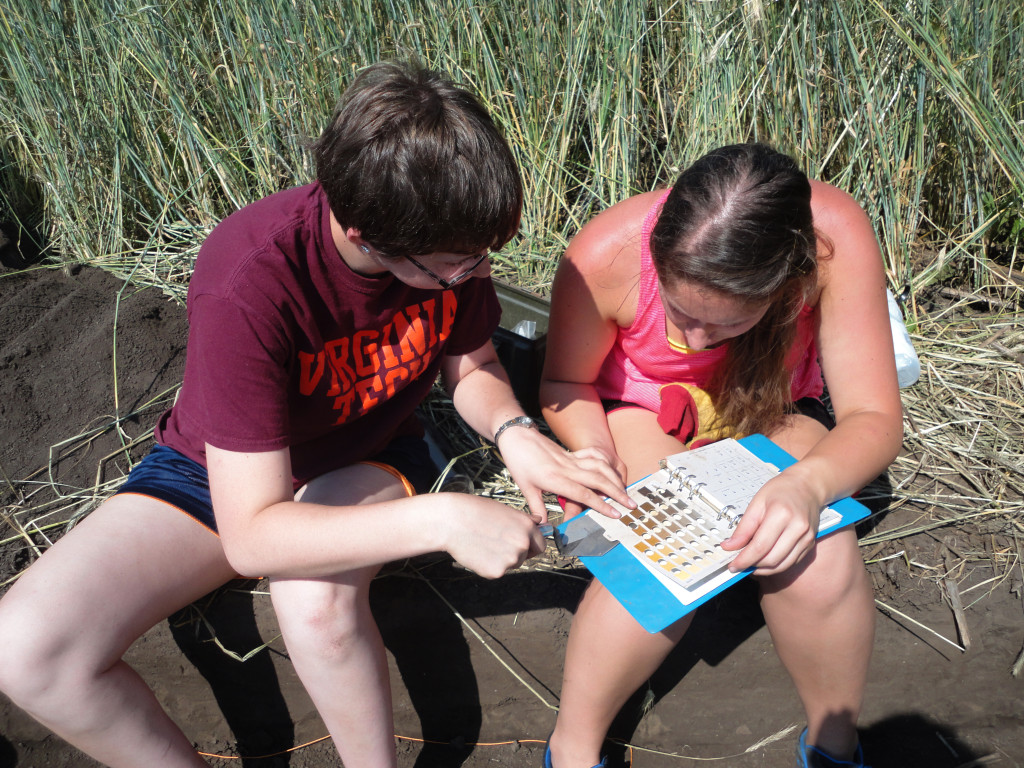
[563,433,871,633]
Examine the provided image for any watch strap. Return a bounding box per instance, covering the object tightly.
[493,415,537,445]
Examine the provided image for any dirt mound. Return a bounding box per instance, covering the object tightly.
[0,267,1021,768]
[0,265,187,486]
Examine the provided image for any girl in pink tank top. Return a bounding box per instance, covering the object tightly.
[593,190,825,447]
[540,143,903,768]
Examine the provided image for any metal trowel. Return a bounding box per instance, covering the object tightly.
[538,514,618,558]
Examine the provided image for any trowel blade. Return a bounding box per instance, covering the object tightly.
[553,514,618,558]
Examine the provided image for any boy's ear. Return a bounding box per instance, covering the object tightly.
[344,228,374,254]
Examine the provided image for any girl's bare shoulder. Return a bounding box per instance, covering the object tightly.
[556,191,664,327]
[567,190,664,276]
[810,179,882,291]
[809,180,873,243]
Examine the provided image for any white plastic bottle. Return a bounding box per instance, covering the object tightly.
[887,289,920,388]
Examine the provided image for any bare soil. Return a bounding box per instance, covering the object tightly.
[1,265,1022,768]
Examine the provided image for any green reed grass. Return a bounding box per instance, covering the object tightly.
[1,0,1021,295]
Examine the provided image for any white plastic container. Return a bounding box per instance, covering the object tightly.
[887,289,920,388]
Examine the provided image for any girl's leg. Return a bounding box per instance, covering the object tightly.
[267,463,412,768]
[0,494,237,768]
[549,583,692,768]
[550,407,690,768]
[759,414,875,760]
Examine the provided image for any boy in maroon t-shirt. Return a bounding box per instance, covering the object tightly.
[0,62,632,768]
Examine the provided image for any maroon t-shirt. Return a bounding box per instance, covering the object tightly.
[155,183,500,487]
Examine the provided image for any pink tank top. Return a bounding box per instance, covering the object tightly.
[593,192,824,423]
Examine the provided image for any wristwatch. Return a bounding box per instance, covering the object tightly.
[493,415,537,445]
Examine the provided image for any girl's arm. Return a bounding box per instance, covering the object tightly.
[539,193,656,485]
[794,181,905,494]
[725,181,904,574]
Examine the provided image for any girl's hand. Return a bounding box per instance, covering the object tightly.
[719,470,825,576]
[496,427,633,523]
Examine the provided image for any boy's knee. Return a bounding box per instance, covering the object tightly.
[274,590,369,659]
[0,598,67,705]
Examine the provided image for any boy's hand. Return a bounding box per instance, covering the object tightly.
[496,427,634,523]
[441,495,545,578]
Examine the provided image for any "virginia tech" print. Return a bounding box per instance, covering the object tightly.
[297,292,458,424]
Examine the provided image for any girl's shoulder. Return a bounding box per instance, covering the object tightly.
[562,191,665,325]
[567,190,664,274]
[809,179,882,298]
[809,179,870,236]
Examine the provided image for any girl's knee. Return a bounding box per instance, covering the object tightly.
[761,533,871,613]
[767,413,830,461]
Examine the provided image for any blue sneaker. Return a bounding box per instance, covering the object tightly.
[543,742,607,768]
[796,728,871,768]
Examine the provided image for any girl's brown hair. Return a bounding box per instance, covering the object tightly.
[650,143,819,436]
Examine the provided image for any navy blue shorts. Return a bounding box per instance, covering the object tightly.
[115,437,438,535]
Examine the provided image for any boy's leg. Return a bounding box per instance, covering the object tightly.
[758,414,875,761]
[0,494,237,768]
[550,407,691,768]
[268,462,413,768]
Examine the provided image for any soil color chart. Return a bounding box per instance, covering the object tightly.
[620,439,842,591]
[565,435,869,632]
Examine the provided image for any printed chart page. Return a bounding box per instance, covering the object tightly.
[569,435,869,632]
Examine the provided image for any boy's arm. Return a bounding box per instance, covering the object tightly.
[441,340,632,523]
[207,444,541,579]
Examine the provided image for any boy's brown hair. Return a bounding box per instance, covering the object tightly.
[312,62,522,258]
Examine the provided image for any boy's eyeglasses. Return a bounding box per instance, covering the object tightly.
[402,252,488,289]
